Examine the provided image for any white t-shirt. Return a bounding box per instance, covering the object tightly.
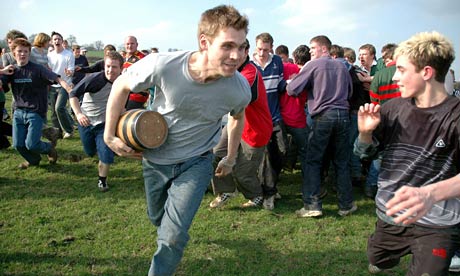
[48,48,74,87]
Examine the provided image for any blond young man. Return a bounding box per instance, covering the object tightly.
[104,5,251,275]
[354,31,460,275]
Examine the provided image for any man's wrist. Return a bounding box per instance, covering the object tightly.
[220,156,236,167]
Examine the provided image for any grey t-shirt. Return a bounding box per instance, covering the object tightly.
[125,51,251,164]
[70,72,111,126]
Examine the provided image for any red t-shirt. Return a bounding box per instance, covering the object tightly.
[123,51,148,103]
[280,62,307,128]
[239,62,273,147]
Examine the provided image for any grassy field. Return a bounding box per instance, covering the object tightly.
[85,51,104,65]
[0,92,417,275]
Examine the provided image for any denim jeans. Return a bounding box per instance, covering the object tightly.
[366,158,381,188]
[13,109,51,165]
[49,86,74,134]
[285,125,308,180]
[144,151,214,276]
[349,112,362,179]
[77,123,114,164]
[303,109,353,210]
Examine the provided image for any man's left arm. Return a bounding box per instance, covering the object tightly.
[215,110,245,177]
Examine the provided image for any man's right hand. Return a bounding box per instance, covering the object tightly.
[104,135,143,159]
[358,103,381,134]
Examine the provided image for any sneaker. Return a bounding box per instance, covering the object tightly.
[263,195,275,210]
[42,127,60,147]
[450,255,460,272]
[63,132,73,139]
[296,207,323,218]
[18,161,30,169]
[338,203,358,217]
[241,196,263,208]
[98,180,109,192]
[274,193,282,200]
[209,192,235,208]
[368,264,382,274]
[47,147,58,164]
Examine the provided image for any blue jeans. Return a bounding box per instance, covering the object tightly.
[78,123,114,164]
[13,109,52,165]
[285,125,308,180]
[144,151,213,276]
[366,158,381,187]
[349,112,362,179]
[49,86,74,134]
[303,109,353,210]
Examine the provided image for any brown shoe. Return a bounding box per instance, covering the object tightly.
[18,162,30,169]
[42,127,60,147]
[48,147,58,164]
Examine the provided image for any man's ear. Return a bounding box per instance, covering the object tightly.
[199,34,209,51]
[422,66,435,81]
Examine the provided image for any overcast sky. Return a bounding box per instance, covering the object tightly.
[2,0,460,76]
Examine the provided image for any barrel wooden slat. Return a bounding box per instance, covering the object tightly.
[116,109,168,151]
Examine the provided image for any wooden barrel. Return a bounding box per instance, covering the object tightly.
[116,109,168,151]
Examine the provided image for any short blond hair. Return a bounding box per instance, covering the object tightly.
[33,33,51,48]
[395,31,455,82]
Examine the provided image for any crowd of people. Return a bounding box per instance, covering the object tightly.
[1,4,460,275]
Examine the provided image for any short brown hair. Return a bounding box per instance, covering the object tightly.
[381,43,397,60]
[343,47,356,63]
[6,29,27,41]
[292,45,311,66]
[275,45,289,56]
[198,5,249,43]
[105,51,124,68]
[104,44,116,52]
[255,32,274,46]
[330,44,344,58]
[12,38,31,52]
[359,43,376,56]
[310,35,332,52]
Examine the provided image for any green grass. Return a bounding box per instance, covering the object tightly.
[86,51,104,59]
[0,94,416,275]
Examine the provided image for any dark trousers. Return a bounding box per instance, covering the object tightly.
[258,120,287,198]
[368,218,460,276]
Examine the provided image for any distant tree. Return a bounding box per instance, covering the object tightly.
[28,33,37,44]
[94,40,104,51]
[82,44,96,51]
[0,39,7,50]
[67,35,77,46]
